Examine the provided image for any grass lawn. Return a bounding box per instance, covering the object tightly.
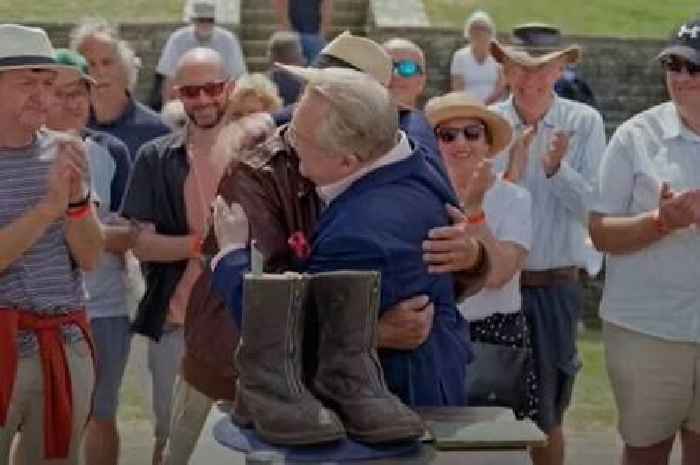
[568,329,617,433]
[0,0,185,23]
[425,0,698,38]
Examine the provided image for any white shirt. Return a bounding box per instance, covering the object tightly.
[593,101,700,342]
[491,95,605,276]
[316,131,412,204]
[156,25,247,79]
[459,179,532,320]
[450,47,501,103]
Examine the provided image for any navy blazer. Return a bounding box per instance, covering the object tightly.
[212,146,471,407]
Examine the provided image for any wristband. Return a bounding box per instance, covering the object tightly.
[652,209,670,234]
[66,204,90,221]
[191,234,203,257]
[68,189,91,209]
[465,209,486,225]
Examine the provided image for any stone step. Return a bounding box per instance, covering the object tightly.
[242,0,368,12]
[241,8,366,26]
[246,56,270,73]
[240,24,366,41]
[242,39,271,58]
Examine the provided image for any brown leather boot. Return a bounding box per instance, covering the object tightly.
[310,271,425,444]
[232,273,345,445]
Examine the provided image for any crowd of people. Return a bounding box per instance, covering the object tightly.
[1,1,700,465]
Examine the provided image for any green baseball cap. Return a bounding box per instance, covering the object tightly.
[53,48,95,84]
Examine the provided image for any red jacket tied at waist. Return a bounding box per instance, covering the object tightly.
[0,308,94,459]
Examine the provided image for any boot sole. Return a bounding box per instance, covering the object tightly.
[347,424,425,445]
[255,425,346,446]
[231,409,346,446]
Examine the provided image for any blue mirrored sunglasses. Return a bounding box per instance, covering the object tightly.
[393,60,423,78]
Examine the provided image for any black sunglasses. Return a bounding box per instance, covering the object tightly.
[176,81,226,99]
[660,55,700,76]
[435,124,486,143]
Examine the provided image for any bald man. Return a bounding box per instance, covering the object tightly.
[119,48,233,465]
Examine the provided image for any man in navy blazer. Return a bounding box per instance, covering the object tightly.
[210,66,474,406]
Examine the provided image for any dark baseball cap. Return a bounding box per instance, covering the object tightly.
[658,20,700,64]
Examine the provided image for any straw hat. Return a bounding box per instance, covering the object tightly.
[0,24,73,72]
[425,92,513,156]
[491,23,582,67]
[316,31,392,86]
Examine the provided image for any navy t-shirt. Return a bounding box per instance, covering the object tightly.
[289,0,323,34]
[89,97,170,162]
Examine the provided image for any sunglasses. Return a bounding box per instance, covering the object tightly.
[660,55,700,76]
[393,60,424,78]
[435,124,486,143]
[176,81,226,99]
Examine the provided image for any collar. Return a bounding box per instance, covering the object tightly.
[90,94,136,129]
[317,130,412,205]
[505,93,559,130]
[661,102,700,143]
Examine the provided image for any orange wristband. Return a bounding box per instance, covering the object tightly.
[466,209,486,225]
[190,235,203,257]
[66,204,90,221]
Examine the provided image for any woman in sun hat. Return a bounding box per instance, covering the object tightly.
[425,91,539,420]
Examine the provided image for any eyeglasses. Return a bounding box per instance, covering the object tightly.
[660,55,700,76]
[435,124,486,143]
[393,60,424,78]
[176,81,226,99]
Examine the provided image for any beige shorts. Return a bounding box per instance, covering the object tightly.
[604,322,700,447]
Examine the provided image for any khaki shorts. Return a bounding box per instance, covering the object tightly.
[604,322,700,447]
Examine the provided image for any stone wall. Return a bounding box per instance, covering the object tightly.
[34,22,239,106]
[36,21,668,133]
[367,26,669,134]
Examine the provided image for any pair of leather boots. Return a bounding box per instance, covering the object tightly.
[232,270,424,445]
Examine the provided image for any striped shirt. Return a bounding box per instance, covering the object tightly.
[0,132,85,355]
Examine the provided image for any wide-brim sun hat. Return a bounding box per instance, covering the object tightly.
[490,23,582,67]
[0,24,76,72]
[425,91,513,156]
[315,31,393,86]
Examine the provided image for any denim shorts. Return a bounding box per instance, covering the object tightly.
[522,282,583,433]
[90,316,132,420]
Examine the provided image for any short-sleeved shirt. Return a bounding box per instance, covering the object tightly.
[459,179,532,320]
[593,101,700,342]
[491,95,605,275]
[288,0,324,34]
[156,25,247,80]
[82,130,132,320]
[88,97,170,162]
[120,131,191,340]
[450,47,501,103]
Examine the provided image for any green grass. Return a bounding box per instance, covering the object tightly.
[426,0,698,38]
[567,329,617,432]
[0,0,184,23]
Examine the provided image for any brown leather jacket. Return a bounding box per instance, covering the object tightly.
[182,128,488,401]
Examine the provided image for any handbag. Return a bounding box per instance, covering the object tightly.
[466,326,531,414]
